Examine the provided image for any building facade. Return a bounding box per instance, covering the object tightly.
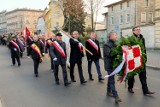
[6,8,43,34]
[155,0,160,48]
[37,15,45,35]
[50,0,64,30]
[0,10,7,34]
[106,0,136,38]
[122,0,155,48]
[105,0,156,48]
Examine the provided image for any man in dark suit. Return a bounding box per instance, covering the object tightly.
[128,26,155,96]
[17,35,25,58]
[50,33,71,86]
[8,36,21,66]
[45,35,55,70]
[85,32,104,81]
[27,35,44,77]
[69,31,87,84]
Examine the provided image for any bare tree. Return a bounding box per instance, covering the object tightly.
[84,0,103,31]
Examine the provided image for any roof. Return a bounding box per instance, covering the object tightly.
[6,8,43,15]
[105,0,128,7]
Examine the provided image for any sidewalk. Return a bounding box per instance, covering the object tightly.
[146,49,160,69]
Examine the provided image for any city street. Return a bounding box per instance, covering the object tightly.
[0,46,160,107]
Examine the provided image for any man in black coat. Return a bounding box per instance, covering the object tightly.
[128,26,155,95]
[17,36,25,58]
[69,31,87,84]
[50,33,71,86]
[45,35,55,70]
[85,32,104,81]
[8,36,21,66]
[27,35,44,77]
[103,32,122,103]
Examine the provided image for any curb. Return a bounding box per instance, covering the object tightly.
[146,65,160,70]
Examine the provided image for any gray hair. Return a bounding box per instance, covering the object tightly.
[108,31,116,39]
[72,31,78,35]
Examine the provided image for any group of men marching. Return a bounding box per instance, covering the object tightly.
[7,27,155,103]
[8,31,104,86]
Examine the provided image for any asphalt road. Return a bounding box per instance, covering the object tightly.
[0,46,160,107]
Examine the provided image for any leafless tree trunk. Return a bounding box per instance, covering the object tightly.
[84,0,103,31]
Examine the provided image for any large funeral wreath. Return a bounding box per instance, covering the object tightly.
[111,35,147,81]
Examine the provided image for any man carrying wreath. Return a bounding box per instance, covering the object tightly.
[128,26,155,95]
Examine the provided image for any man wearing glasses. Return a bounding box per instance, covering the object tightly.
[128,26,155,96]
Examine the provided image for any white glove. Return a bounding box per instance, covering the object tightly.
[78,43,83,47]
[53,58,57,61]
[14,48,17,51]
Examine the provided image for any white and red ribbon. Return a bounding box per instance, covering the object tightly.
[10,41,21,52]
[18,38,25,47]
[52,41,66,58]
[39,40,45,47]
[87,39,98,53]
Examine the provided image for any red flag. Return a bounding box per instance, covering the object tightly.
[26,27,30,37]
[25,27,31,42]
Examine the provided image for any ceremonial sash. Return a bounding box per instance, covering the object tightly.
[10,41,21,52]
[73,38,83,53]
[18,39,25,47]
[87,39,98,53]
[40,40,45,47]
[28,36,33,41]
[30,43,43,62]
[52,41,66,58]
[78,45,83,53]
[47,40,52,46]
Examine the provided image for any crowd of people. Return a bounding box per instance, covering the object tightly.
[0,26,155,103]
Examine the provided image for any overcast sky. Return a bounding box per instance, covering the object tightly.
[0,0,120,21]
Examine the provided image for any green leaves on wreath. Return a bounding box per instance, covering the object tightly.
[111,35,147,80]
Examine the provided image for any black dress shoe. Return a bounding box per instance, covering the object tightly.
[64,82,71,86]
[81,80,87,84]
[35,74,39,77]
[18,64,21,67]
[128,88,134,93]
[144,91,155,96]
[89,78,94,81]
[107,92,113,97]
[56,81,60,85]
[99,78,104,81]
[71,80,76,82]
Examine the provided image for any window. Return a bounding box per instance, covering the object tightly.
[127,1,130,7]
[111,6,114,11]
[141,12,146,23]
[126,14,130,23]
[148,12,153,23]
[111,17,114,24]
[120,3,123,9]
[120,15,123,24]
[145,0,149,7]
